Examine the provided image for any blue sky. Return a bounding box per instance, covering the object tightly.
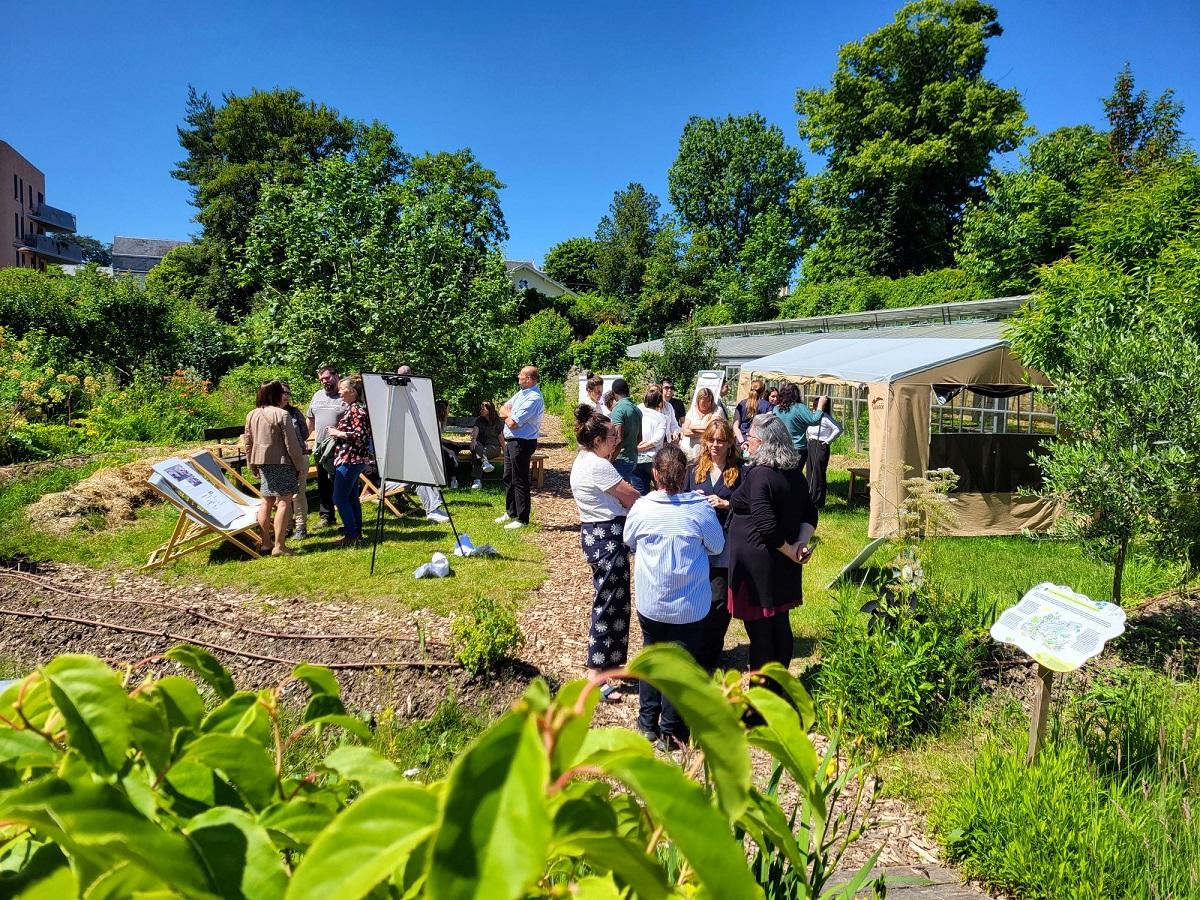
[4,0,1196,265]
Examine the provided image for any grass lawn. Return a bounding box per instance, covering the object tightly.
[0,458,544,617]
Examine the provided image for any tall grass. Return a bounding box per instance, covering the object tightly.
[935,668,1200,899]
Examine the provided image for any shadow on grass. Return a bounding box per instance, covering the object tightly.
[1112,601,1200,676]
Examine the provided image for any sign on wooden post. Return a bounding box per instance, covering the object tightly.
[989,582,1126,764]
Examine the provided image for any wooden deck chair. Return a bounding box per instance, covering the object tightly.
[144,472,262,570]
[188,449,262,501]
[358,474,414,519]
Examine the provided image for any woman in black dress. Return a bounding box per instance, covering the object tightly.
[683,418,742,671]
[726,412,818,670]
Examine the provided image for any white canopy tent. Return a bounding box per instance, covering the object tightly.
[738,337,1058,538]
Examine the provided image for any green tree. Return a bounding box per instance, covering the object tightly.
[956,126,1108,295]
[172,86,394,319]
[796,0,1029,280]
[511,308,574,381]
[668,113,807,320]
[61,234,111,265]
[1103,63,1186,177]
[594,183,662,300]
[543,237,599,293]
[242,150,516,408]
[1008,163,1200,600]
[654,324,719,394]
[571,322,634,373]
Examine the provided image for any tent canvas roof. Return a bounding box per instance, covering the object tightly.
[743,337,1012,384]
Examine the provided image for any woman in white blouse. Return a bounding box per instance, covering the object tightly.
[634,386,670,496]
[804,395,843,508]
[681,388,726,457]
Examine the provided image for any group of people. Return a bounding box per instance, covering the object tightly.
[242,363,547,553]
[569,377,843,748]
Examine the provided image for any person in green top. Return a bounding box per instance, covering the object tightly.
[771,382,824,466]
[608,378,645,492]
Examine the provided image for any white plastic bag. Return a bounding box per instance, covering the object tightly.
[414,551,451,579]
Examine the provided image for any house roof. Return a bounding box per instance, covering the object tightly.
[504,259,577,297]
[111,236,189,259]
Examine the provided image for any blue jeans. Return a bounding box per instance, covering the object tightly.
[614,459,637,487]
[332,462,366,538]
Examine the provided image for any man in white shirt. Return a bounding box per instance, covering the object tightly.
[305,365,348,528]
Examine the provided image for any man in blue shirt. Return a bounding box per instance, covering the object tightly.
[495,365,544,530]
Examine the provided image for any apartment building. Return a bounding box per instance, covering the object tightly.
[1,140,81,270]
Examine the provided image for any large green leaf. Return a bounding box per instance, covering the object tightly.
[81,861,167,899]
[175,733,278,810]
[744,688,821,822]
[755,663,815,729]
[575,727,653,762]
[0,675,53,733]
[291,664,340,699]
[426,712,550,900]
[42,655,130,776]
[738,788,806,873]
[285,783,438,900]
[257,797,339,851]
[127,692,173,774]
[0,728,58,769]
[626,643,750,819]
[323,745,402,792]
[547,678,599,778]
[0,776,212,895]
[187,807,289,900]
[551,833,670,900]
[202,692,272,742]
[590,751,762,900]
[569,874,622,900]
[149,676,206,730]
[166,646,235,699]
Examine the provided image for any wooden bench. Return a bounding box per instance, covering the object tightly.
[847,466,870,503]
[203,425,247,472]
[443,418,545,487]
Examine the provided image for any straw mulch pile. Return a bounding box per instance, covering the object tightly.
[27,459,163,535]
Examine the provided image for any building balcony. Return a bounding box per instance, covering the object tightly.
[20,234,83,265]
[29,203,77,233]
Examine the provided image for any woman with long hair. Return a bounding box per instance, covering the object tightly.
[244,379,307,556]
[325,376,372,546]
[681,387,725,456]
[727,413,818,670]
[568,405,641,699]
[733,379,769,447]
[684,418,742,671]
[772,381,823,467]
[468,400,505,490]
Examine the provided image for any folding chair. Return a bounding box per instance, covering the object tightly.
[359,474,415,519]
[144,472,262,569]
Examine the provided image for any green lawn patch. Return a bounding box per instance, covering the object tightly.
[0,461,545,617]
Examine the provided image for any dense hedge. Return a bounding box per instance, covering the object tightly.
[778,268,991,319]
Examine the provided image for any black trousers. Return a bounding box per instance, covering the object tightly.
[745,612,793,671]
[697,568,730,672]
[806,439,830,508]
[637,613,706,743]
[503,437,537,523]
[316,459,336,522]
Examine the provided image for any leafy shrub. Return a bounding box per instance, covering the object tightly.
[512,308,574,380]
[79,373,228,446]
[655,323,719,393]
[936,671,1200,899]
[779,267,989,319]
[571,322,634,372]
[450,596,525,674]
[814,580,993,748]
[0,643,880,898]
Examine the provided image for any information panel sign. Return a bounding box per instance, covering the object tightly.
[990,582,1126,672]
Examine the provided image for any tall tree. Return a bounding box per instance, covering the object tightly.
[543,237,599,293]
[1102,63,1186,177]
[593,183,662,300]
[242,150,515,407]
[172,86,395,319]
[61,235,112,266]
[796,0,1029,281]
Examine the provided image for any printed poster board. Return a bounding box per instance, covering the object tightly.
[361,372,445,487]
[990,582,1126,672]
[151,458,245,529]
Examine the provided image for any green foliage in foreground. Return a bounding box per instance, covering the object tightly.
[0,644,881,899]
[935,669,1200,899]
[450,596,524,674]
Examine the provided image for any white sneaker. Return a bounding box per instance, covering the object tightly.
[471,479,483,490]
[481,458,495,473]
[450,477,459,489]
[426,511,450,525]
[503,520,526,530]
[494,513,511,524]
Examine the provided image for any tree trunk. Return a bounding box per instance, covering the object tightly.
[1112,534,1129,604]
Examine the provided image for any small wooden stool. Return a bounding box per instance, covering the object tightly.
[847,466,870,503]
[530,453,545,489]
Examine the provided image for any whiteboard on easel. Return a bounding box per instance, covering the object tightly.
[361,373,445,487]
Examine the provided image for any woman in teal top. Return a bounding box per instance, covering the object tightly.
[771,382,823,466]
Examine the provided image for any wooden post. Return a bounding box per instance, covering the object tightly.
[852,386,861,454]
[1026,664,1054,764]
